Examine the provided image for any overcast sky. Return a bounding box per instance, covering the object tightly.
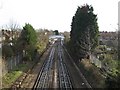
[0,0,119,32]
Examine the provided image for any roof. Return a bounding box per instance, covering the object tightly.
[49,35,65,39]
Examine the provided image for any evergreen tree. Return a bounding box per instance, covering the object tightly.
[18,23,37,60]
[70,4,99,60]
[54,30,59,35]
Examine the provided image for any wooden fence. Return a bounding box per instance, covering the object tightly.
[2,53,23,76]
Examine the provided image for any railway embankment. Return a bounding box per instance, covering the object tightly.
[64,45,106,88]
[9,46,52,89]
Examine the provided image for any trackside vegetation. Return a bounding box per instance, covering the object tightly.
[65,4,120,88]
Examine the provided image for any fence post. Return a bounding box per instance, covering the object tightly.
[10,57,13,70]
[18,54,20,64]
[15,55,16,67]
[16,55,18,65]
[7,58,10,71]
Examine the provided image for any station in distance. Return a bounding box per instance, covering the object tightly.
[49,35,65,45]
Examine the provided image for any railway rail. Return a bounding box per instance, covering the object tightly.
[57,43,73,89]
[33,46,55,89]
[33,41,73,89]
[10,39,92,89]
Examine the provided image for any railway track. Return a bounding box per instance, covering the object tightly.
[33,41,73,89]
[33,46,55,89]
[57,42,73,89]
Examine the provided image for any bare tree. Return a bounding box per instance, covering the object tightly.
[5,19,21,40]
[9,19,20,30]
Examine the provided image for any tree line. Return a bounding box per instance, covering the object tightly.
[2,23,50,61]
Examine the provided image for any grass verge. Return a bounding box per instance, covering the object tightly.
[2,61,34,88]
[79,59,106,88]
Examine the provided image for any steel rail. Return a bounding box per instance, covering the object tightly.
[57,43,73,89]
[33,46,55,89]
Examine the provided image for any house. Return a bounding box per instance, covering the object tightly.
[99,31,118,41]
[1,29,21,44]
[99,31,118,48]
